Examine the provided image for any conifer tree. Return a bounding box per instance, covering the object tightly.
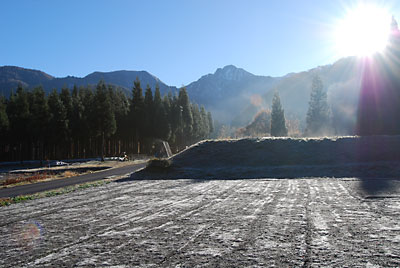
[153,84,162,139]
[111,87,130,141]
[305,76,331,136]
[94,81,116,160]
[80,86,97,148]
[207,111,214,135]
[144,84,154,138]
[170,94,182,147]
[190,103,202,142]
[130,77,145,152]
[270,91,288,137]
[161,94,172,141]
[0,78,214,161]
[29,86,50,162]
[70,86,85,157]
[60,87,73,156]
[6,85,30,161]
[178,87,193,146]
[0,96,9,139]
[60,87,73,120]
[48,89,68,158]
[200,106,209,138]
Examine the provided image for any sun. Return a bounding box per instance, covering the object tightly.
[334,3,392,57]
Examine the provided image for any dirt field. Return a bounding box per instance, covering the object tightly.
[1,177,400,267]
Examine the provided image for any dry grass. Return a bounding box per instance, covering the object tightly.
[1,172,51,186]
[61,170,79,178]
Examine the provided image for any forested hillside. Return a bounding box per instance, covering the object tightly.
[0,79,213,162]
[0,66,177,98]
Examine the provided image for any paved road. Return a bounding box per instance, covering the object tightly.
[1,178,400,267]
[0,162,146,198]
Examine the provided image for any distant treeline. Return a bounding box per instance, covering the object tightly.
[0,78,213,162]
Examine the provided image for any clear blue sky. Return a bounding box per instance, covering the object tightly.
[1,0,399,86]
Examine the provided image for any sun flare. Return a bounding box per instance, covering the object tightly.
[334,4,392,57]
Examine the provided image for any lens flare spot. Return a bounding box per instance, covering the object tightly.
[14,221,43,250]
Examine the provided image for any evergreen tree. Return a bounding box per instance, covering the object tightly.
[70,86,85,157]
[0,78,214,161]
[130,77,145,152]
[60,87,73,120]
[60,87,73,156]
[270,91,288,137]
[207,111,214,135]
[144,84,155,138]
[6,85,30,161]
[48,89,68,158]
[111,87,130,141]
[79,86,96,157]
[305,76,331,136]
[29,86,50,162]
[190,103,202,142]
[94,81,116,160]
[161,94,172,141]
[0,96,9,139]
[153,84,166,139]
[170,94,182,147]
[178,87,193,146]
[200,106,210,139]
[110,87,130,119]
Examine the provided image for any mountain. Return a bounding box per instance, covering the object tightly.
[262,56,362,133]
[185,65,279,124]
[263,57,360,115]
[0,60,365,135]
[184,60,361,133]
[0,66,53,95]
[0,66,177,97]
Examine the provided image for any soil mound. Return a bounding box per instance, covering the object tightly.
[134,136,400,179]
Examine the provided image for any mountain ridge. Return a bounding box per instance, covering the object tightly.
[0,66,177,97]
[0,58,361,133]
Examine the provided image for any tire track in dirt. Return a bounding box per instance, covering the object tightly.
[0,181,166,266]
[197,179,310,267]
[0,180,190,267]
[304,178,400,267]
[0,179,198,232]
[0,179,167,227]
[2,178,400,267]
[80,180,248,267]
[19,180,246,267]
[1,180,213,267]
[159,180,280,267]
[256,179,309,267]
[302,184,312,268]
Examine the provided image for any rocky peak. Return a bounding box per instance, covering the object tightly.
[214,65,252,81]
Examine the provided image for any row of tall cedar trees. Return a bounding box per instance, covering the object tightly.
[0,78,214,162]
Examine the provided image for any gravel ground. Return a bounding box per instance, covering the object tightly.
[1,178,400,267]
